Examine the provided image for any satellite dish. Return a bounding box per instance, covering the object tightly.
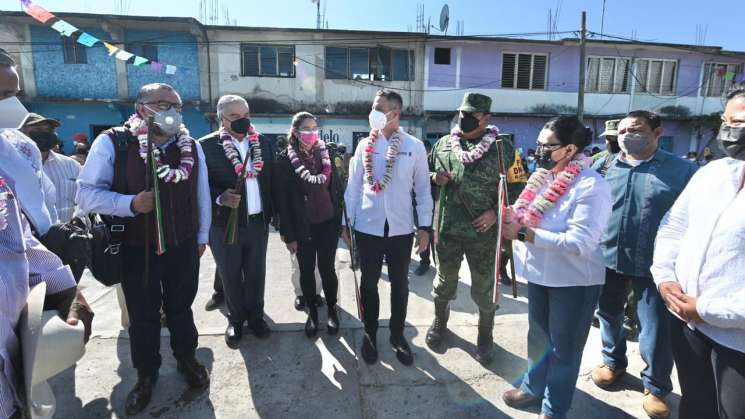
[439,4,450,33]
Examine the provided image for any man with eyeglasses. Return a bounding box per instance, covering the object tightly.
[198,94,276,349]
[77,83,212,416]
[426,92,521,365]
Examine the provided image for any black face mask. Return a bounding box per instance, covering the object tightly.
[536,145,564,170]
[717,123,745,160]
[459,113,480,134]
[29,131,59,152]
[229,117,251,135]
[607,139,621,154]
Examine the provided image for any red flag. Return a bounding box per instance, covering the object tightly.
[25,4,55,23]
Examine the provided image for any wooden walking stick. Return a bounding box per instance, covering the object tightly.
[224,150,251,245]
[342,203,363,320]
[494,138,518,301]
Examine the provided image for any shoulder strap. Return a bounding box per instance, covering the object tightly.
[106,127,132,194]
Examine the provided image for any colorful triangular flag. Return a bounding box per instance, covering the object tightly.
[114,50,134,61]
[24,4,56,24]
[150,62,163,72]
[133,56,149,66]
[103,42,119,56]
[51,20,78,37]
[735,73,745,84]
[165,65,177,75]
[76,32,99,47]
[725,71,736,81]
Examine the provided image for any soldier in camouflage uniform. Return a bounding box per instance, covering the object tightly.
[425,93,517,364]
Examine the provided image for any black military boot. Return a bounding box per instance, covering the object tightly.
[425,300,450,350]
[475,310,496,365]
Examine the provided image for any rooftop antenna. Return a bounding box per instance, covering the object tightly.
[312,0,321,29]
[439,4,450,35]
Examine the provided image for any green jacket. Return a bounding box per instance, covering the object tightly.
[431,133,521,240]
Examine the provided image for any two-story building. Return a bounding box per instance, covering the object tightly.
[203,25,426,149]
[2,9,743,157]
[423,37,743,156]
[0,12,211,152]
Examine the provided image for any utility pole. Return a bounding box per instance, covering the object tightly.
[577,11,587,122]
[316,0,321,30]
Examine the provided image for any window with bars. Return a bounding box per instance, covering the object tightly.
[501,53,547,90]
[585,57,630,93]
[702,62,742,97]
[634,59,677,95]
[240,44,295,77]
[62,37,87,64]
[324,47,415,81]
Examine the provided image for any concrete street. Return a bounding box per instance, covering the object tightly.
[50,229,681,418]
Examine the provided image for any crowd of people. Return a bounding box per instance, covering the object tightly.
[1,44,744,419]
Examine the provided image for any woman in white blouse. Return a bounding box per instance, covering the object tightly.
[500,116,612,419]
[651,88,745,419]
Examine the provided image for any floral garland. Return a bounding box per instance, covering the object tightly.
[127,114,195,184]
[287,140,332,184]
[219,127,264,178]
[449,125,500,164]
[364,129,401,193]
[0,177,10,231]
[513,155,592,227]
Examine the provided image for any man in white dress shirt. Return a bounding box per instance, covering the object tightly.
[342,89,433,366]
[652,88,745,419]
[199,95,276,349]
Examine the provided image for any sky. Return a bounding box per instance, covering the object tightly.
[1,0,743,51]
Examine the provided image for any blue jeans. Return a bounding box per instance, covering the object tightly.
[520,282,602,419]
[597,269,673,396]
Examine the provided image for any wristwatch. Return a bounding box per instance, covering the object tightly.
[517,227,528,242]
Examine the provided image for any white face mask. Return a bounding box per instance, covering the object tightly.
[0,96,30,129]
[369,109,390,131]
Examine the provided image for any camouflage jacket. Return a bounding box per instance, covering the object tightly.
[431,133,523,240]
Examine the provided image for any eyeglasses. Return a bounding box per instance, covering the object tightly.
[536,141,564,151]
[144,101,183,111]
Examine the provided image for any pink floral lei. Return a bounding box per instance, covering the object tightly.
[127,114,195,184]
[219,126,264,178]
[513,155,592,228]
[449,125,499,164]
[287,140,332,184]
[364,129,401,193]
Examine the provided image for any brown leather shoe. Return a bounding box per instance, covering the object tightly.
[125,374,157,416]
[502,388,540,409]
[591,364,626,388]
[643,389,670,419]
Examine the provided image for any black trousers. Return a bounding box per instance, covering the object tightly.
[210,217,268,326]
[671,318,745,419]
[120,239,200,377]
[297,219,339,308]
[355,230,413,338]
[213,270,223,295]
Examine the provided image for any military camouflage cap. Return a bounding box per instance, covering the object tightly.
[600,119,620,137]
[457,92,492,113]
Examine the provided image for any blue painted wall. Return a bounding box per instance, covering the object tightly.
[124,31,201,101]
[25,102,211,155]
[31,26,118,99]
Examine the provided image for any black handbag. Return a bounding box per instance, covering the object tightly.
[88,213,125,286]
[87,127,131,286]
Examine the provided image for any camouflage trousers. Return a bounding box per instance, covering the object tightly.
[433,234,498,313]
